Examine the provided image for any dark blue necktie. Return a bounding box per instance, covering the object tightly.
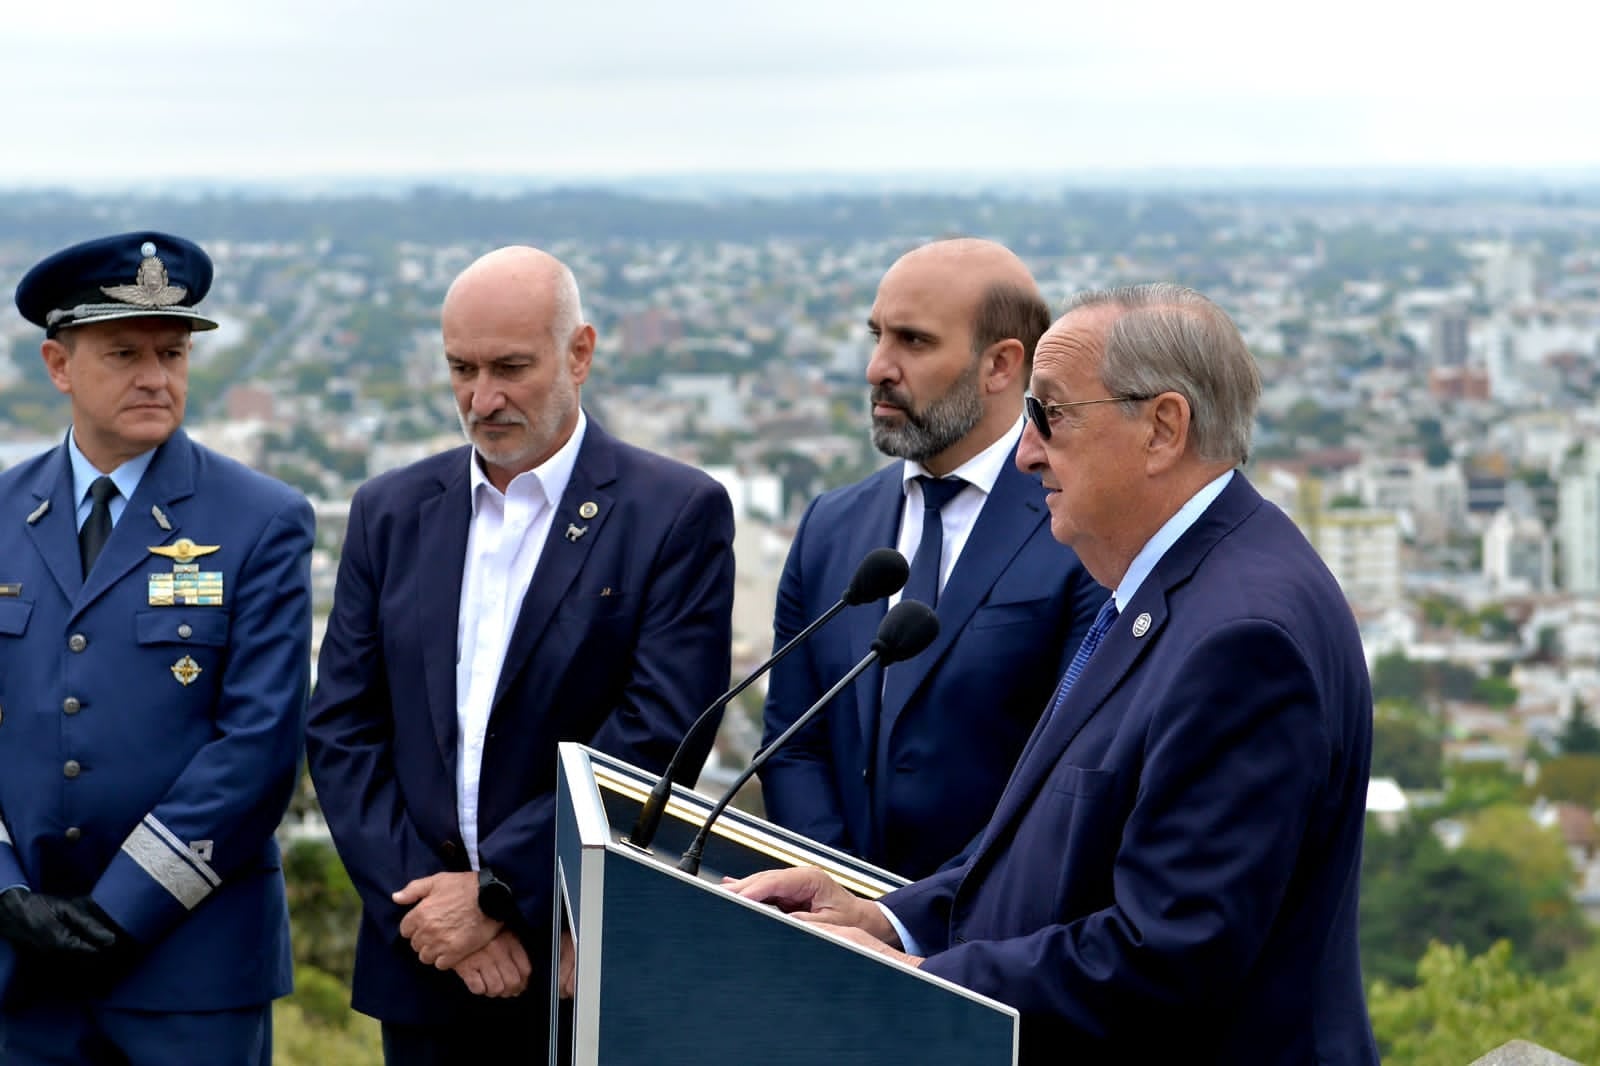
[79,476,119,578]
[900,475,966,609]
[1044,597,1119,722]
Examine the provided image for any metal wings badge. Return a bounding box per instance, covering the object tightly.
[148,538,224,606]
[102,247,188,308]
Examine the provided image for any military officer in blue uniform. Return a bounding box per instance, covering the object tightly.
[0,232,315,1065]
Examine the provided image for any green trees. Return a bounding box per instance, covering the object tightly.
[1368,942,1600,1066]
[1361,822,1536,987]
[1559,701,1600,755]
[1372,704,1444,789]
[274,837,379,1064]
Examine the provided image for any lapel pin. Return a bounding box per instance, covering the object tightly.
[578,501,599,519]
[1132,612,1152,638]
[600,587,615,597]
[25,500,50,525]
[151,505,172,531]
[566,523,588,543]
[0,584,21,597]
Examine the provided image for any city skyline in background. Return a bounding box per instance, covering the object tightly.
[5,0,1600,188]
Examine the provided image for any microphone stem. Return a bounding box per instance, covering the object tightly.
[628,598,849,848]
[677,648,881,875]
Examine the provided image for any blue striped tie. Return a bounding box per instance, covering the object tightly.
[1044,597,1119,722]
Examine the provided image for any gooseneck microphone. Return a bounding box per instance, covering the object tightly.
[676,599,940,876]
[626,548,910,850]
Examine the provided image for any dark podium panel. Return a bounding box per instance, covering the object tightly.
[553,743,1018,1066]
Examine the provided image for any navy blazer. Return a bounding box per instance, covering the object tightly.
[758,451,1103,879]
[305,418,735,1025]
[885,475,1379,1064]
[0,429,312,1011]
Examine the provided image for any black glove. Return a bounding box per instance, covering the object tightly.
[0,887,119,956]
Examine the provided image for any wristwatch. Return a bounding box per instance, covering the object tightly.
[477,867,518,924]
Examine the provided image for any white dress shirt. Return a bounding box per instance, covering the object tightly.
[890,415,1026,605]
[454,411,587,868]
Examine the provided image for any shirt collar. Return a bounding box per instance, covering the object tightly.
[67,428,157,509]
[468,409,588,515]
[900,415,1025,498]
[1112,468,1234,610]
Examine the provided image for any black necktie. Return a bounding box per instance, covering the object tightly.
[900,475,966,609]
[80,476,119,578]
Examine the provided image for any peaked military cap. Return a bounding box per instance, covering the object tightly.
[15,230,220,336]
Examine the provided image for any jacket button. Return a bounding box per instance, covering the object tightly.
[63,760,81,779]
[68,634,87,653]
[65,827,82,842]
[177,623,193,639]
[63,697,81,715]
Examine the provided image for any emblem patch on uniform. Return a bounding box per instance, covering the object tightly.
[148,538,224,606]
[171,655,202,686]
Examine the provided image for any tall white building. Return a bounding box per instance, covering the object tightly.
[1312,510,1403,607]
[1559,444,1600,593]
[1274,473,1403,607]
[1482,508,1553,594]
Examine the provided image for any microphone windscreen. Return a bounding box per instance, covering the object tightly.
[872,600,940,665]
[842,548,910,606]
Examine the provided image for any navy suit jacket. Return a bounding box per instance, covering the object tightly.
[759,451,1103,879]
[305,418,735,1025]
[0,429,312,1011]
[885,474,1379,1064]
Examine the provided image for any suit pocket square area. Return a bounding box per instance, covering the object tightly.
[970,597,1051,630]
[1048,764,1115,798]
[564,589,629,619]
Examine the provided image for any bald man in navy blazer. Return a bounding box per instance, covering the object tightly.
[306,247,734,1064]
[735,285,1379,1064]
[759,239,1102,880]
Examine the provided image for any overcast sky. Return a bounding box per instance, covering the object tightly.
[3,0,1597,186]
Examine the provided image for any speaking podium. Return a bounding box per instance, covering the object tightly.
[553,742,1018,1065]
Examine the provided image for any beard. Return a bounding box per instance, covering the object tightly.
[458,375,579,473]
[870,357,984,463]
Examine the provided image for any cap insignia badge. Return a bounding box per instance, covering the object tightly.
[101,250,188,309]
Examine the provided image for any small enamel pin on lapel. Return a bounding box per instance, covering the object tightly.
[25,500,50,525]
[1132,612,1152,638]
[578,501,598,519]
[566,523,588,542]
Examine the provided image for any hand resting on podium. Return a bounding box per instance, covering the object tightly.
[725,867,925,969]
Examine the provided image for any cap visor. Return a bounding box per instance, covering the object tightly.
[57,308,219,332]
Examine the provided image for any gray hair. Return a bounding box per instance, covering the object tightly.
[1065,283,1260,465]
[549,263,586,352]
